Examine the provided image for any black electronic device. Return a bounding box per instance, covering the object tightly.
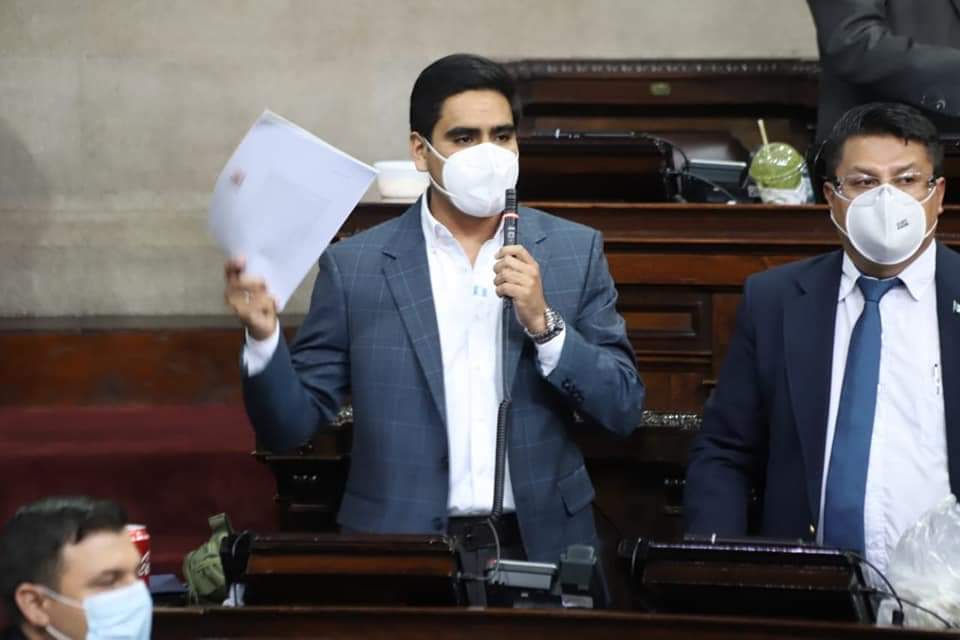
[619,537,875,622]
[685,158,750,202]
[484,544,600,609]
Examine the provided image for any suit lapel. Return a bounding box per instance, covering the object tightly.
[382,198,446,425]
[935,243,960,496]
[783,251,843,522]
[502,207,548,394]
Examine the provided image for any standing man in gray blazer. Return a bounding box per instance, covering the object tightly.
[808,0,960,142]
[223,54,644,578]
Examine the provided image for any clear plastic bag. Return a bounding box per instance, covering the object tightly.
[876,495,960,628]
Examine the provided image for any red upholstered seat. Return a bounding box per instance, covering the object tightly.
[0,404,279,576]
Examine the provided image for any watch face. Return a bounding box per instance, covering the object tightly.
[546,308,562,329]
[529,308,563,344]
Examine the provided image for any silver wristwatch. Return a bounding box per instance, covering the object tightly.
[525,307,565,344]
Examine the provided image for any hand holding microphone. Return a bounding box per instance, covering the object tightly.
[493,189,549,335]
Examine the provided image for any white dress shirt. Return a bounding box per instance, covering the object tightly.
[243,197,566,516]
[818,241,951,573]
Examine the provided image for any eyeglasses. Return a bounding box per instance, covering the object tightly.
[832,172,937,201]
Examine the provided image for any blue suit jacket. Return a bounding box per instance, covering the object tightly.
[685,243,960,540]
[243,199,645,562]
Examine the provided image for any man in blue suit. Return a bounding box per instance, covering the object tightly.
[685,102,959,573]
[224,54,644,578]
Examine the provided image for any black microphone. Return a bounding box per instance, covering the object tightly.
[503,188,518,245]
[501,189,519,310]
[492,188,518,521]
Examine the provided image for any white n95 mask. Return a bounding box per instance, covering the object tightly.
[831,183,936,265]
[420,136,519,217]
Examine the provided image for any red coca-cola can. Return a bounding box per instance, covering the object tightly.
[125,524,151,583]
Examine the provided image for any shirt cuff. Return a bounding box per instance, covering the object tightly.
[242,324,280,376]
[534,327,566,376]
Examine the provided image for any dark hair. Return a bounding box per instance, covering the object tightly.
[409,53,518,141]
[0,497,127,622]
[819,102,943,179]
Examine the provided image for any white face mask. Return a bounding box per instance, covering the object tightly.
[419,136,519,218]
[42,580,152,640]
[831,183,937,265]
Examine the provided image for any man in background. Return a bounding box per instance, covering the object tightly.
[809,0,960,141]
[0,497,150,640]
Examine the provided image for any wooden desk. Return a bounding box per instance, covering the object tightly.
[348,199,960,414]
[153,606,951,639]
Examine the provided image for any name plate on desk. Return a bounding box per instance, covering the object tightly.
[237,533,463,606]
[619,538,874,623]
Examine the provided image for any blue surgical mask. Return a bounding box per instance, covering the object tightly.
[42,580,152,640]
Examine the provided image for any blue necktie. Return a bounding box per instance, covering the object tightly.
[823,276,900,553]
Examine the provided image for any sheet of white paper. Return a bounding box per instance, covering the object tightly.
[209,110,377,310]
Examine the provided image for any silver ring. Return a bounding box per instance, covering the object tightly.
[243,291,251,304]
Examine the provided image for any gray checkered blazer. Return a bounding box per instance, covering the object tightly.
[243,199,645,562]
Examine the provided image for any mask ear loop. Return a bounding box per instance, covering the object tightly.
[38,585,83,610]
[417,133,448,163]
[919,181,940,239]
[415,134,456,199]
[826,179,853,240]
[918,180,939,206]
[37,585,83,640]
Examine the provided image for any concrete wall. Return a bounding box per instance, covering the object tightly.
[0,0,817,316]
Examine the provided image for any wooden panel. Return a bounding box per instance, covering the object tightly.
[346,201,960,247]
[506,59,819,157]
[0,318,301,406]
[0,328,243,406]
[624,311,693,334]
[609,253,802,287]
[635,372,709,413]
[241,534,462,607]
[617,287,709,348]
[507,59,819,109]
[517,135,672,201]
[153,606,943,640]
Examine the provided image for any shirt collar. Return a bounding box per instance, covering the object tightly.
[839,241,937,302]
[420,194,450,249]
